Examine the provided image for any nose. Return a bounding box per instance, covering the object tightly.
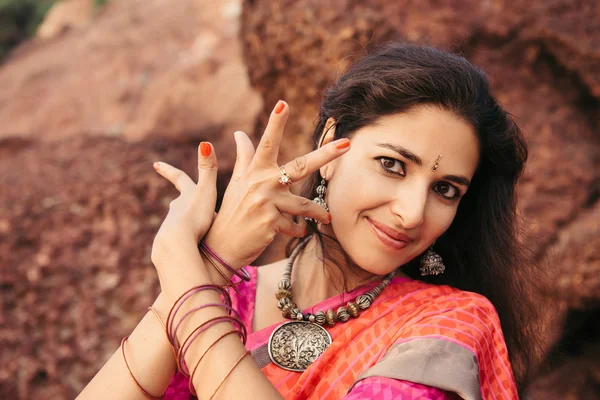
[390,183,427,230]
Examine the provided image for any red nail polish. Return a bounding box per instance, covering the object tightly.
[335,139,350,149]
[200,142,211,157]
[274,101,285,114]
[328,213,332,222]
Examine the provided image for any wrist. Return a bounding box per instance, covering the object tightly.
[203,230,246,271]
[157,256,214,304]
[152,292,172,319]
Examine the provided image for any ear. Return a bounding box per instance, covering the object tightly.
[319,117,337,179]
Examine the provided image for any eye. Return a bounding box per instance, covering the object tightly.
[377,157,406,176]
[433,182,461,200]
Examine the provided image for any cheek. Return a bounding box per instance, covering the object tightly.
[325,166,381,218]
[421,201,457,241]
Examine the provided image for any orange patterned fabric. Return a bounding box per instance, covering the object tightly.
[250,277,518,399]
[164,266,518,399]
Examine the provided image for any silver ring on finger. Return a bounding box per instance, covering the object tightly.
[278,166,293,187]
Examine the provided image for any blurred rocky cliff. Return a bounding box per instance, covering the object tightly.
[0,0,597,398]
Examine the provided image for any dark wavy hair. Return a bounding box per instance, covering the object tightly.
[286,42,546,392]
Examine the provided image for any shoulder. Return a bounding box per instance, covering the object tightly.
[425,285,501,327]
[383,280,501,334]
[351,284,516,399]
[379,281,506,363]
[419,285,503,340]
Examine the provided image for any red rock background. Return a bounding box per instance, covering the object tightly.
[0,0,598,398]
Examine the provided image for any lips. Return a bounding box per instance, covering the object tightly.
[367,218,413,242]
[366,217,413,251]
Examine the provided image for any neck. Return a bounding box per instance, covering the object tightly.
[289,228,385,310]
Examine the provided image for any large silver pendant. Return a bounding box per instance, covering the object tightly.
[267,321,332,372]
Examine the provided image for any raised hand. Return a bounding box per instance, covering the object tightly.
[150,142,220,293]
[203,100,351,270]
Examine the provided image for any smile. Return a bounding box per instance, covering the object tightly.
[366,217,412,251]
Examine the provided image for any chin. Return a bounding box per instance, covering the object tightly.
[347,236,411,275]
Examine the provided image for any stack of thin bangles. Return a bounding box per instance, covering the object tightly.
[121,239,252,399]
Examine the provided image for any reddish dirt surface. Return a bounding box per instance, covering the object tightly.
[0,135,235,398]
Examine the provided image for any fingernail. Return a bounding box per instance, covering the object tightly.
[335,139,350,149]
[328,213,332,222]
[200,142,212,157]
[153,162,160,171]
[274,101,285,114]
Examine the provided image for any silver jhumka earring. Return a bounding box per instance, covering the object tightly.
[305,179,328,223]
[420,245,445,276]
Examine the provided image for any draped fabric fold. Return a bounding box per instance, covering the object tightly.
[164,266,518,400]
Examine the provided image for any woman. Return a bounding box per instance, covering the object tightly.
[78,43,543,399]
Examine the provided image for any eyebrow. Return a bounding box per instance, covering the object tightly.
[376,143,423,166]
[442,175,471,187]
[376,142,471,187]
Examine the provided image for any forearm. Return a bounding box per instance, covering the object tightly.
[77,294,177,400]
[177,288,283,400]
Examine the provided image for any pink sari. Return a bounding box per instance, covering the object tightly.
[164,266,516,399]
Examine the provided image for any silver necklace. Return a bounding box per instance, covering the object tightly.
[267,236,395,371]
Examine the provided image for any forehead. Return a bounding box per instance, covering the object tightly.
[352,106,480,176]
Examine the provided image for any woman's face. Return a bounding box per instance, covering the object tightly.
[321,105,480,275]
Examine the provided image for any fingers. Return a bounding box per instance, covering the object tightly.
[195,141,218,205]
[231,131,255,180]
[196,141,218,186]
[276,193,331,225]
[153,161,195,193]
[254,100,288,165]
[152,141,218,194]
[283,137,351,182]
[277,214,307,238]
